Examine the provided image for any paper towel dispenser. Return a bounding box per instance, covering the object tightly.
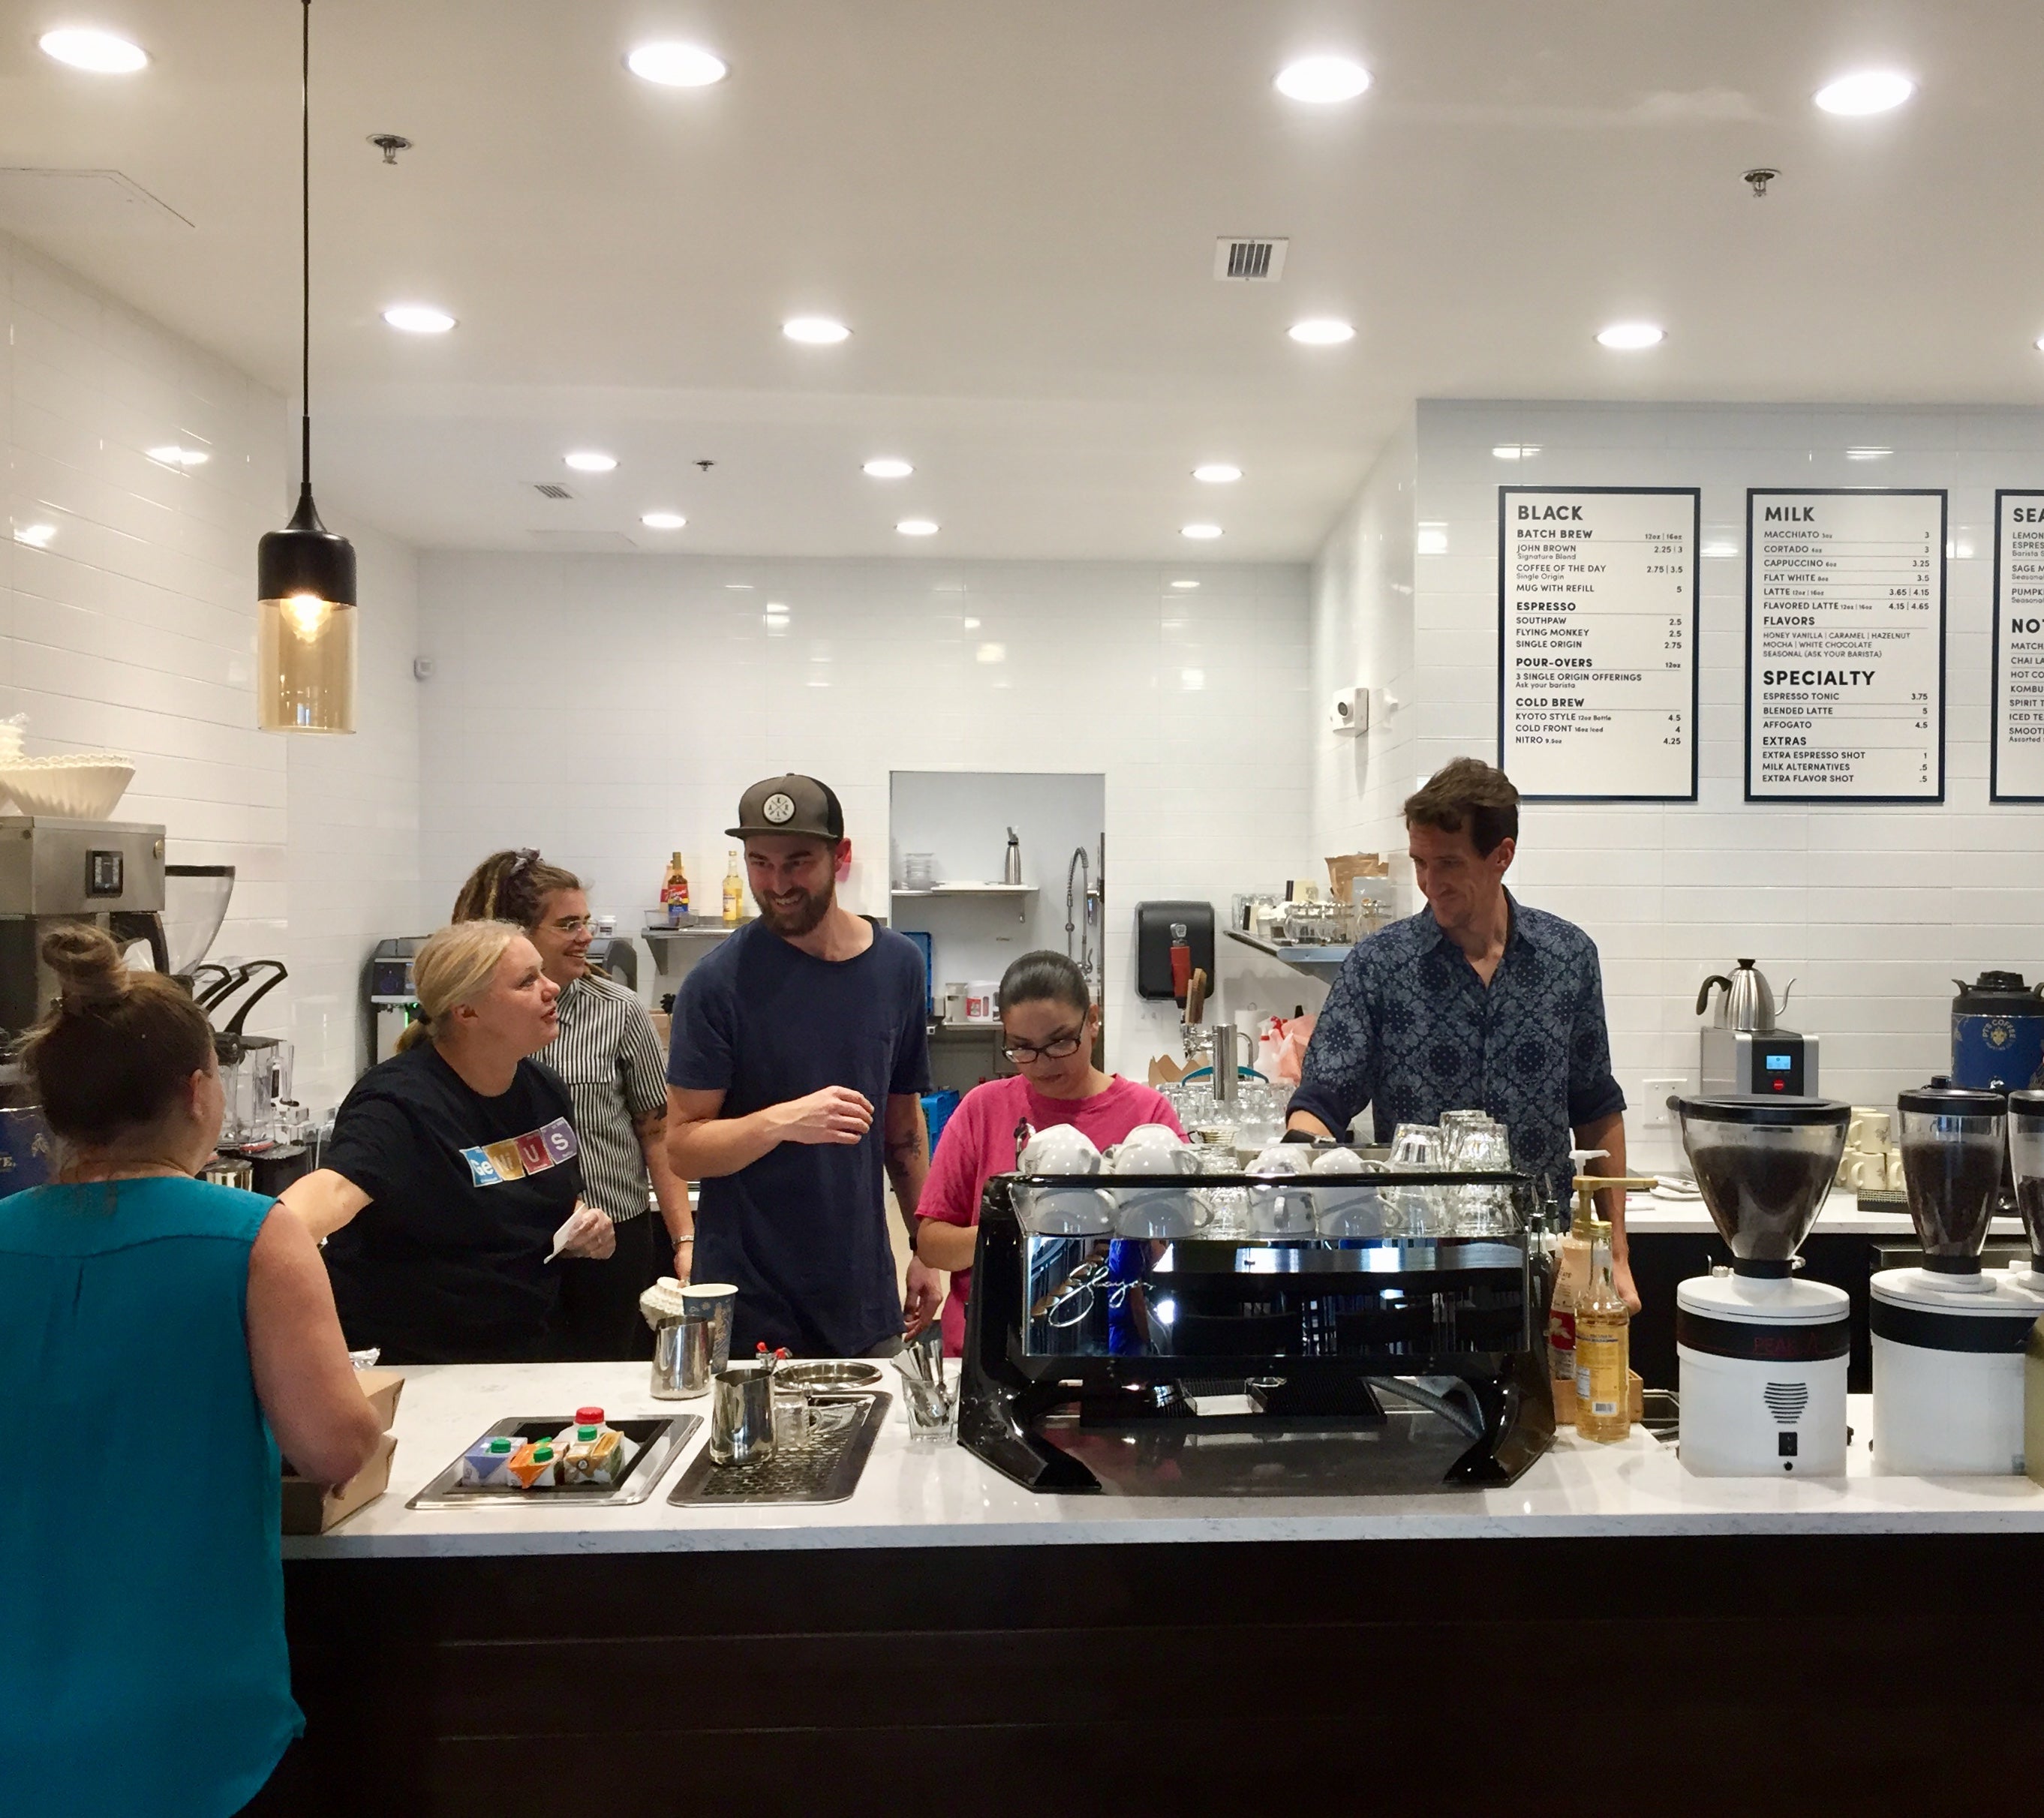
[1134,900,1213,1002]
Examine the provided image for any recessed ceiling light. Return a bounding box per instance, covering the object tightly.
[1192,463,1242,484]
[897,518,938,536]
[1171,579,1201,590]
[14,522,57,548]
[382,304,456,334]
[783,316,850,345]
[147,444,208,467]
[1182,523,1222,540]
[39,28,148,73]
[1274,56,1372,104]
[640,511,687,530]
[1844,447,1891,461]
[862,457,913,479]
[1814,71,1914,116]
[1492,444,1541,461]
[625,42,727,87]
[564,450,617,473]
[1595,321,1664,350]
[1288,317,1354,346]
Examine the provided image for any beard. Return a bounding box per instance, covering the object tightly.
[757,879,834,938]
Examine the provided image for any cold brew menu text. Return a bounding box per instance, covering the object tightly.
[1745,489,1946,802]
[1498,487,1699,800]
[1993,490,2044,801]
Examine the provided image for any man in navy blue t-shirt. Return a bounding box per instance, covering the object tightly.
[666,774,939,1357]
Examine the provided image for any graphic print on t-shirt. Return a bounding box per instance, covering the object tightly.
[461,1116,579,1188]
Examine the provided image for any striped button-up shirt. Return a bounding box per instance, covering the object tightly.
[542,971,669,1222]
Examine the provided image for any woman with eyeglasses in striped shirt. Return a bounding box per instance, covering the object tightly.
[453,851,693,1359]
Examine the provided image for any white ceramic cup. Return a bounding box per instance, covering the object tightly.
[1020,1124,1102,1175]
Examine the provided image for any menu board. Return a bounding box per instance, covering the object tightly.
[1993,490,2044,801]
[1496,487,1700,801]
[1745,489,1946,802]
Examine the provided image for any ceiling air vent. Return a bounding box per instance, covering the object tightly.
[1213,236,1288,282]
[529,482,575,500]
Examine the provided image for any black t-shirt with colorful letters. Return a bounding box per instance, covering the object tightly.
[322,1043,584,1363]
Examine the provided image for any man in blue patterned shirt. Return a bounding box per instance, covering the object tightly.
[1285,757,1637,1306]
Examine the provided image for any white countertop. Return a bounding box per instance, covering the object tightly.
[284,1360,2044,1560]
[1624,1185,2027,1240]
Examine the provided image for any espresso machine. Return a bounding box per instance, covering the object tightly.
[1867,1082,2042,1476]
[1670,1095,1852,1476]
[957,1161,1554,1494]
[0,816,168,1033]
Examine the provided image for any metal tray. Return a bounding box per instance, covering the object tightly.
[668,1392,889,1507]
[408,1415,699,1510]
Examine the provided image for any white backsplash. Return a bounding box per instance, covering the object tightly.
[414,553,1317,1076]
[0,230,420,1115]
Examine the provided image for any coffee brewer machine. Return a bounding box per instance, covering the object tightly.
[1670,1095,1852,1476]
[0,816,167,1033]
[1697,960,1820,1098]
[957,1161,1554,1494]
[365,936,427,1067]
[1868,1082,2042,1476]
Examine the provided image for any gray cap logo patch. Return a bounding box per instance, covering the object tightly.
[762,792,797,825]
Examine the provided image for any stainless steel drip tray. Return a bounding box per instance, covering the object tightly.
[669,1393,889,1507]
[1037,1400,1484,1497]
[408,1415,699,1510]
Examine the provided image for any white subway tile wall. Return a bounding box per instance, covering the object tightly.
[0,230,420,1113]
[415,554,1315,1074]
[1387,400,2044,1147]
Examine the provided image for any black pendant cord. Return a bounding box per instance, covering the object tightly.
[299,0,312,495]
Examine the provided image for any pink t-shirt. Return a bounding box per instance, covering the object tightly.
[920,1074,1186,1355]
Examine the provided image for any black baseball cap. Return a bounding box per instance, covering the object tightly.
[727,774,846,843]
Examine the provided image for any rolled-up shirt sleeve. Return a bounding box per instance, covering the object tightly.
[1288,952,1377,1138]
[1565,947,1627,1128]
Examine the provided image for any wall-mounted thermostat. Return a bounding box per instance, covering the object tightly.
[1329,687,1369,736]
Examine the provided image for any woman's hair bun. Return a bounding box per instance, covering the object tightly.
[40,923,129,1008]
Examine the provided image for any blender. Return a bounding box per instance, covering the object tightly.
[1868,1081,2041,1476]
[1669,1095,1852,1476]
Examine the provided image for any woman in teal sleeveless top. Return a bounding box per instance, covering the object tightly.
[0,927,382,1818]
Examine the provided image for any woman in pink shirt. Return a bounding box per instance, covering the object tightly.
[915,951,1185,1354]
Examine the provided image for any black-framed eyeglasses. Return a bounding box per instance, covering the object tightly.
[1002,1027,1085,1063]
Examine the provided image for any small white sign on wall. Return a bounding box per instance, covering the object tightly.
[1497,486,1700,801]
[1745,488,1946,803]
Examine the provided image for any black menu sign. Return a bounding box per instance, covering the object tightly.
[1993,489,2044,802]
[1497,486,1700,801]
[1745,488,1946,802]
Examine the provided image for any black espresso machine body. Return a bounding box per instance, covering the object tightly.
[958,1167,1556,1494]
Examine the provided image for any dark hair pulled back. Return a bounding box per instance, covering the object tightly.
[451,849,582,933]
[996,950,1092,1017]
[19,924,215,1146]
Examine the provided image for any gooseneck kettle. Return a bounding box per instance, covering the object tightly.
[1696,959,1793,1035]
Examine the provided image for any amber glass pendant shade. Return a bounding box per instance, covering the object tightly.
[257,484,356,732]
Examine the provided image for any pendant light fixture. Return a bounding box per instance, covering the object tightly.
[257,0,356,734]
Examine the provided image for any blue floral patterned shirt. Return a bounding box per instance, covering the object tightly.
[1289,891,1625,1204]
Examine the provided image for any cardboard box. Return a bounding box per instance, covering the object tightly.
[281,1431,396,1535]
[279,1367,405,1534]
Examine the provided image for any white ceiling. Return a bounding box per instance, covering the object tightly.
[6,2,2044,560]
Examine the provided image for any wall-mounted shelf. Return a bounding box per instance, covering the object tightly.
[891,884,1037,925]
[1223,927,1354,975]
[642,918,741,963]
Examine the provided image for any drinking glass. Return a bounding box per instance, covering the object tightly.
[1389,1123,1448,1237]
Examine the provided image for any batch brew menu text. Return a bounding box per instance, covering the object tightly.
[1498,486,1700,801]
[1745,488,1946,802]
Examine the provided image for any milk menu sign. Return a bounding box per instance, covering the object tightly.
[1497,486,1700,801]
[1992,490,2044,801]
[1745,488,1946,803]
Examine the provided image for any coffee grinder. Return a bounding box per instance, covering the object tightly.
[1868,1082,2042,1476]
[1670,1095,1852,1476]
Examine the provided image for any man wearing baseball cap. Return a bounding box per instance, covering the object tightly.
[664,774,942,1356]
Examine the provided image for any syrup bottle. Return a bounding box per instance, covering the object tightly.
[1574,1219,1632,1444]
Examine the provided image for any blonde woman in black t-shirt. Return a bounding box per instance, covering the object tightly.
[280,921,615,1364]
